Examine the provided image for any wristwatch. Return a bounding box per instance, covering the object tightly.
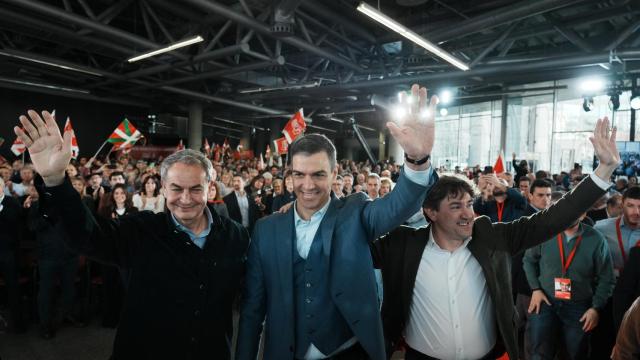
[404,153,431,165]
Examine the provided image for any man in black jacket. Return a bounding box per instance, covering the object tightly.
[223,174,260,233]
[0,177,24,333]
[371,118,619,360]
[15,110,249,360]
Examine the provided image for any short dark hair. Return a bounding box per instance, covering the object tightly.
[608,193,622,207]
[287,134,337,169]
[422,174,479,211]
[535,170,548,179]
[110,171,125,180]
[518,177,531,185]
[623,186,640,201]
[530,179,552,194]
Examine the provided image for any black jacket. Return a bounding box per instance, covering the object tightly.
[371,176,604,360]
[223,191,260,233]
[614,247,640,331]
[35,176,250,360]
[0,195,21,253]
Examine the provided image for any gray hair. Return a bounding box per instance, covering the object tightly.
[160,149,214,182]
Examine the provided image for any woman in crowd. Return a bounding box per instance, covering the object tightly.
[65,163,78,178]
[272,172,296,212]
[220,172,233,196]
[207,182,229,219]
[132,176,165,213]
[379,177,394,197]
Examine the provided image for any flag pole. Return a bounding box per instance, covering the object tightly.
[85,140,109,169]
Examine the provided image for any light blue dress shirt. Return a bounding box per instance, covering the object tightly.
[171,206,213,249]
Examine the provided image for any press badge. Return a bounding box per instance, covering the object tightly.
[554,277,572,300]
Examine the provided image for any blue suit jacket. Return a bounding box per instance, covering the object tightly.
[236,169,435,360]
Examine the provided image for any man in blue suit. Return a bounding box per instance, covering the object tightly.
[236,84,438,360]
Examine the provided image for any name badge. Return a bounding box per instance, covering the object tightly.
[554,277,572,300]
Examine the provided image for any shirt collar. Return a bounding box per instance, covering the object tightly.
[294,196,332,226]
[171,206,213,239]
[0,193,4,204]
[427,228,472,253]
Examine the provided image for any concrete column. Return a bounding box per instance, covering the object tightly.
[188,101,203,150]
[387,134,404,165]
[378,131,386,161]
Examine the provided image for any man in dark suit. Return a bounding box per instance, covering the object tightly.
[223,174,260,233]
[237,84,438,360]
[14,109,249,360]
[371,117,619,360]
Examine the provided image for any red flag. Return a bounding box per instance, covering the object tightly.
[64,117,79,159]
[282,108,306,144]
[213,144,222,162]
[494,152,505,174]
[10,136,25,156]
[273,137,289,155]
[177,139,185,151]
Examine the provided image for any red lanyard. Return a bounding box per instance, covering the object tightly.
[616,217,627,263]
[557,233,583,276]
[496,202,505,222]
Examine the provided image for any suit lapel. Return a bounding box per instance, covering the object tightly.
[320,196,341,257]
[275,207,295,301]
[468,235,498,300]
[403,225,430,301]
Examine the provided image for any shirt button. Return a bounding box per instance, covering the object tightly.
[199,284,205,290]
[455,324,459,328]
[305,298,312,304]
[306,282,312,288]
[451,300,455,304]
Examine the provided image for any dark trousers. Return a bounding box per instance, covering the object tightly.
[527,299,590,360]
[101,264,124,327]
[37,257,78,326]
[0,252,22,330]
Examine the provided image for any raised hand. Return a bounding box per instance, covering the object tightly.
[590,116,620,181]
[14,110,72,186]
[386,84,438,169]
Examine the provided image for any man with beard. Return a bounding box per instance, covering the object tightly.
[474,172,527,223]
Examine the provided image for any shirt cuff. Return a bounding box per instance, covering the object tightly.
[590,173,612,191]
[403,165,433,187]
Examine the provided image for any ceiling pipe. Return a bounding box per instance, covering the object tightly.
[181,0,366,73]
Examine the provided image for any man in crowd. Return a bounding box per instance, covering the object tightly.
[518,176,532,197]
[524,209,615,359]
[10,164,35,198]
[14,110,249,360]
[0,177,24,333]
[237,84,437,360]
[367,173,381,200]
[474,172,527,222]
[370,117,618,360]
[342,173,354,196]
[332,174,345,198]
[224,174,260,233]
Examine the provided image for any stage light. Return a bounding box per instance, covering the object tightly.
[127,35,204,63]
[357,2,469,71]
[439,89,453,104]
[583,97,594,112]
[579,78,605,93]
[419,109,432,120]
[440,108,448,116]
[393,105,407,120]
[630,91,640,110]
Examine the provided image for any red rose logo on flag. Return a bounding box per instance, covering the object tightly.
[282,109,306,144]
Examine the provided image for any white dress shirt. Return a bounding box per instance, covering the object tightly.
[235,191,250,228]
[404,230,496,360]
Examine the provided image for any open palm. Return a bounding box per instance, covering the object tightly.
[386,84,438,159]
[14,110,72,185]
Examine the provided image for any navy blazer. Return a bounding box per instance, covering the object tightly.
[236,169,435,360]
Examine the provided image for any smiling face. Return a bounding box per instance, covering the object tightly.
[292,152,337,219]
[113,187,127,206]
[144,177,157,196]
[163,163,211,226]
[425,192,475,242]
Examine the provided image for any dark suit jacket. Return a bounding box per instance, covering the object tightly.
[236,169,435,360]
[614,247,640,331]
[0,195,21,253]
[512,204,538,297]
[223,191,260,233]
[371,176,604,360]
[35,176,250,360]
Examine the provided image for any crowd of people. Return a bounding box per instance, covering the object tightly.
[1,87,639,360]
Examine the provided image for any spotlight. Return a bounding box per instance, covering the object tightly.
[579,78,605,93]
[393,105,407,120]
[631,91,640,110]
[609,93,620,111]
[419,109,432,120]
[583,97,594,112]
[439,90,453,104]
[440,108,448,116]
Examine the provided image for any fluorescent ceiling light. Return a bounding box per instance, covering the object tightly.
[356,2,469,71]
[0,77,90,94]
[239,81,320,94]
[0,50,104,77]
[128,35,204,63]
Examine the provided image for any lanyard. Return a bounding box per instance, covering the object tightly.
[557,233,583,276]
[496,201,505,222]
